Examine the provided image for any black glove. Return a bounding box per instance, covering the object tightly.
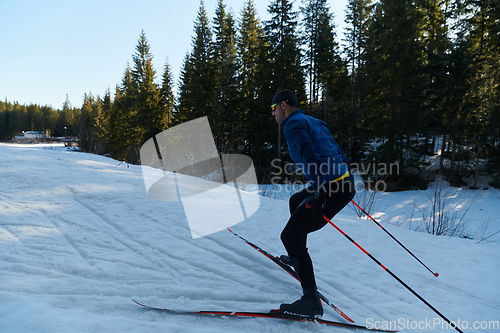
[310,189,327,219]
[299,188,327,219]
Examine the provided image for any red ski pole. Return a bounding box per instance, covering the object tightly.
[351,200,439,277]
[310,204,463,333]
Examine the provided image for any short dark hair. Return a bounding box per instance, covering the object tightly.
[272,89,297,107]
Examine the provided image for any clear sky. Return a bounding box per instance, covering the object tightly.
[0,0,349,110]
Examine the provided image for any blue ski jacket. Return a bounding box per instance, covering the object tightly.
[282,109,350,190]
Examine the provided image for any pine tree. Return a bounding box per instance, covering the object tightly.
[109,84,125,160]
[213,0,234,68]
[238,0,264,154]
[365,0,427,169]
[236,0,277,180]
[343,0,373,133]
[176,53,195,124]
[79,93,96,153]
[459,0,500,187]
[238,0,263,110]
[55,95,71,137]
[132,30,162,142]
[344,0,373,88]
[91,95,105,154]
[419,0,452,162]
[94,89,112,155]
[264,0,305,99]
[109,64,141,162]
[177,1,216,123]
[264,0,306,162]
[212,0,241,153]
[159,59,175,128]
[301,0,337,106]
[108,31,163,163]
[341,0,375,162]
[302,0,350,124]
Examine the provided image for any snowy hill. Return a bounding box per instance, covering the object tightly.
[0,143,499,332]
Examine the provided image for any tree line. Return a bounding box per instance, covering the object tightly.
[1,0,498,188]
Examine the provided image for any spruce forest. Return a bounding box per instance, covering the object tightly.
[1,0,499,189]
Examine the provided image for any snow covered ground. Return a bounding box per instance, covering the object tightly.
[0,143,499,332]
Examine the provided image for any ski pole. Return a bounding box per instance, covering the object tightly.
[312,204,463,333]
[227,227,354,323]
[351,200,439,278]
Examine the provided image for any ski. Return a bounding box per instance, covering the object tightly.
[227,227,354,323]
[133,300,398,332]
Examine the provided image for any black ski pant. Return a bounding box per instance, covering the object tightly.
[280,175,355,291]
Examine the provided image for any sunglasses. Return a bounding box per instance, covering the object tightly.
[271,100,287,111]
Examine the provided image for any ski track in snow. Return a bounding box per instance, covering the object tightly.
[68,192,291,297]
[0,143,499,333]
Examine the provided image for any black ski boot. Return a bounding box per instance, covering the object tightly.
[280,288,323,318]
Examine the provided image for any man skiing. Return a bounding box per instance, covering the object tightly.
[271,89,355,317]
